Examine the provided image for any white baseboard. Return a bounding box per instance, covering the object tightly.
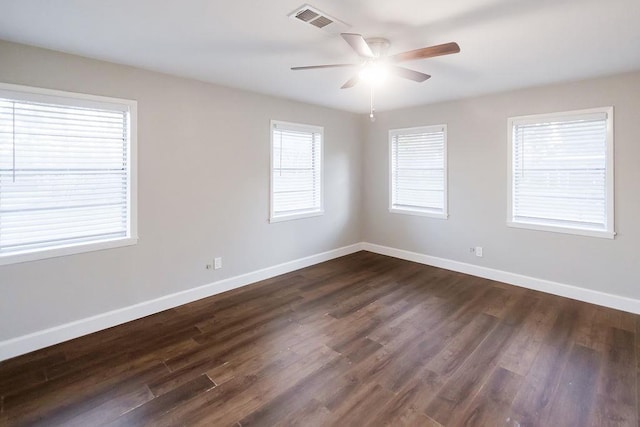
[4,240,637,362]
[0,243,364,362]
[362,242,640,315]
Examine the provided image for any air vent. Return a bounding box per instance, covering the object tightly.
[295,8,318,22]
[310,15,332,28]
[289,4,350,34]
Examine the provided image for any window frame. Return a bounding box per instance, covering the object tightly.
[388,124,448,219]
[269,120,324,223]
[0,82,138,266]
[507,106,615,239]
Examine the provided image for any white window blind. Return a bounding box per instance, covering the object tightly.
[390,125,447,218]
[0,83,137,264]
[509,107,614,238]
[270,121,323,222]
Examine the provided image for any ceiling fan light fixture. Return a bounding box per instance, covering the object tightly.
[359,62,389,86]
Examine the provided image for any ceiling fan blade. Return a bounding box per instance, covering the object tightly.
[390,42,460,62]
[341,33,374,58]
[390,66,431,82]
[341,75,360,89]
[291,64,359,70]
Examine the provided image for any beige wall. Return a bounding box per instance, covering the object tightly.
[0,41,363,341]
[1,38,639,346]
[363,71,640,300]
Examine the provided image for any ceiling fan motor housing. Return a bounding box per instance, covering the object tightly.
[365,37,390,58]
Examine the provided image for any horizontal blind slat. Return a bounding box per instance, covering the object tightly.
[391,127,446,212]
[0,93,131,255]
[272,126,322,216]
[511,112,609,231]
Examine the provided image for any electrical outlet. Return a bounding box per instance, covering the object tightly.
[475,246,483,257]
[214,257,222,270]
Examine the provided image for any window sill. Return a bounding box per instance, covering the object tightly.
[507,221,615,239]
[0,236,139,266]
[269,210,324,223]
[389,207,448,220]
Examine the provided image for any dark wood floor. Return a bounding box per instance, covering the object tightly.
[0,251,637,426]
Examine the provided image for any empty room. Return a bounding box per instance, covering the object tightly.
[0,0,639,426]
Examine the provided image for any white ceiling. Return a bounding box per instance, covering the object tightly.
[0,0,639,113]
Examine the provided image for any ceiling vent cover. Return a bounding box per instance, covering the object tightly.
[295,8,319,22]
[310,15,332,28]
[289,4,350,34]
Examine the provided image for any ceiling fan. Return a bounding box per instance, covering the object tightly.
[291,33,461,89]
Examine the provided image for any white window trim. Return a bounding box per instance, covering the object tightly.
[269,120,324,223]
[0,82,138,266]
[507,106,615,239]
[388,124,448,219]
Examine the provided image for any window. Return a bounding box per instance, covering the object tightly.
[0,83,137,265]
[508,107,614,238]
[389,125,447,218]
[270,120,323,222]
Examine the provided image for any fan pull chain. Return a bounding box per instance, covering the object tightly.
[369,86,376,122]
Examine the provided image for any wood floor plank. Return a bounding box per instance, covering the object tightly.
[164,314,298,372]
[425,312,498,379]
[506,300,581,426]
[376,371,444,426]
[3,354,168,424]
[426,322,514,424]
[0,368,47,398]
[591,327,637,426]
[62,385,155,427]
[545,344,601,426]
[317,342,394,411]
[0,349,66,375]
[190,346,343,426]
[236,357,352,426]
[106,375,215,426]
[204,346,293,388]
[148,358,292,427]
[327,263,423,319]
[272,398,332,427]
[457,366,522,426]
[364,298,425,346]
[425,294,535,424]
[0,251,637,426]
[498,295,559,376]
[326,381,395,426]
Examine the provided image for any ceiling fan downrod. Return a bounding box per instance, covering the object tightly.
[370,86,376,122]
